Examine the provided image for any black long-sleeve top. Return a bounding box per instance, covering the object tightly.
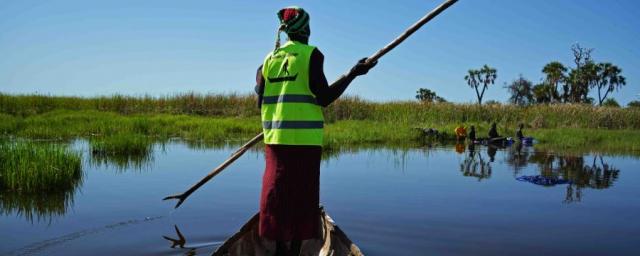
[488,126,499,139]
[255,47,355,108]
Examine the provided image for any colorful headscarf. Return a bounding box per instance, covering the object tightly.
[274,6,310,50]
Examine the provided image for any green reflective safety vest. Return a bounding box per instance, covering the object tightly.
[261,41,324,146]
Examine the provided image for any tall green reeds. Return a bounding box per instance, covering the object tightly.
[0,141,83,222]
[1,110,261,141]
[0,142,82,192]
[0,92,258,117]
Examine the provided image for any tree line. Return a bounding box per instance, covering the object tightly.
[416,43,637,107]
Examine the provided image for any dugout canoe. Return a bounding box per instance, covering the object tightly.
[212,207,363,256]
[472,137,502,144]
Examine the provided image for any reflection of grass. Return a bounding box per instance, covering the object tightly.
[0,142,82,192]
[0,190,74,223]
[90,134,154,171]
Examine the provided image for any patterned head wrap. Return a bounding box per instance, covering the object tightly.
[274,6,310,50]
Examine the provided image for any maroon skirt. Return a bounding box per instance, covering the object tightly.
[259,144,321,241]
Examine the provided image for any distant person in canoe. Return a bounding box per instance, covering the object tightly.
[468,125,477,142]
[488,122,500,139]
[516,123,524,140]
[254,6,376,256]
[454,125,466,142]
[515,123,533,144]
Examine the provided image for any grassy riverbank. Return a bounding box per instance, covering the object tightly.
[1,93,639,152]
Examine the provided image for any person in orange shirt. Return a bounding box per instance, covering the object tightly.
[454,125,467,142]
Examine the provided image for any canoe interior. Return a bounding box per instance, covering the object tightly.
[212,207,363,256]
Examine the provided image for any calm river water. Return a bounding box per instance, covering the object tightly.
[1,140,639,255]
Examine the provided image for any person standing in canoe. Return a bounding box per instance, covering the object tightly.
[488,122,500,139]
[468,125,477,142]
[454,124,467,142]
[515,123,525,140]
[254,6,376,255]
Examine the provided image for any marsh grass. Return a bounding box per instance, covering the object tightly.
[0,142,82,193]
[1,93,639,152]
[90,134,153,156]
[2,110,261,141]
[3,93,639,129]
[530,129,640,154]
[0,92,258,117]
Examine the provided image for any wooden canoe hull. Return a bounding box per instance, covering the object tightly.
[212,207,363,256]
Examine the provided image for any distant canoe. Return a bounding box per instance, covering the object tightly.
[473,137,508,145]
[487,137,507,144]
[212,207,363,256]
[472,137,532,146]
[519,137,534,144]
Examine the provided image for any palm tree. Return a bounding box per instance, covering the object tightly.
[542,61,567,103]
[465,69,481,104]
[594,63,626,106]
[533,83,553,103]
[567,62,597,103]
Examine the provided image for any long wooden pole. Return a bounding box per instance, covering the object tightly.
[164,0,459,209]
[366,0,458,64]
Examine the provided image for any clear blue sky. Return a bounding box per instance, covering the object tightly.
[1,0,639,105]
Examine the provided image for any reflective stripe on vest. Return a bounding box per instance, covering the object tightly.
[262,120,324,129]
[262,94,319,105]
[261,41,324,146]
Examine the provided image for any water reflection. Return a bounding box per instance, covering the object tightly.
[162,224,218,255]
[459,144,492,181]
[88,140,155,172]
[181,139,259,151]
[504,146,621,203]
[88,138,261,172]
[2,140,626,227]
[454,143,622,203]
[0,189,78,224]
[505,142,529,174]
[90,150,154,171]
[528,153,620,203]
[163,225,187,249]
